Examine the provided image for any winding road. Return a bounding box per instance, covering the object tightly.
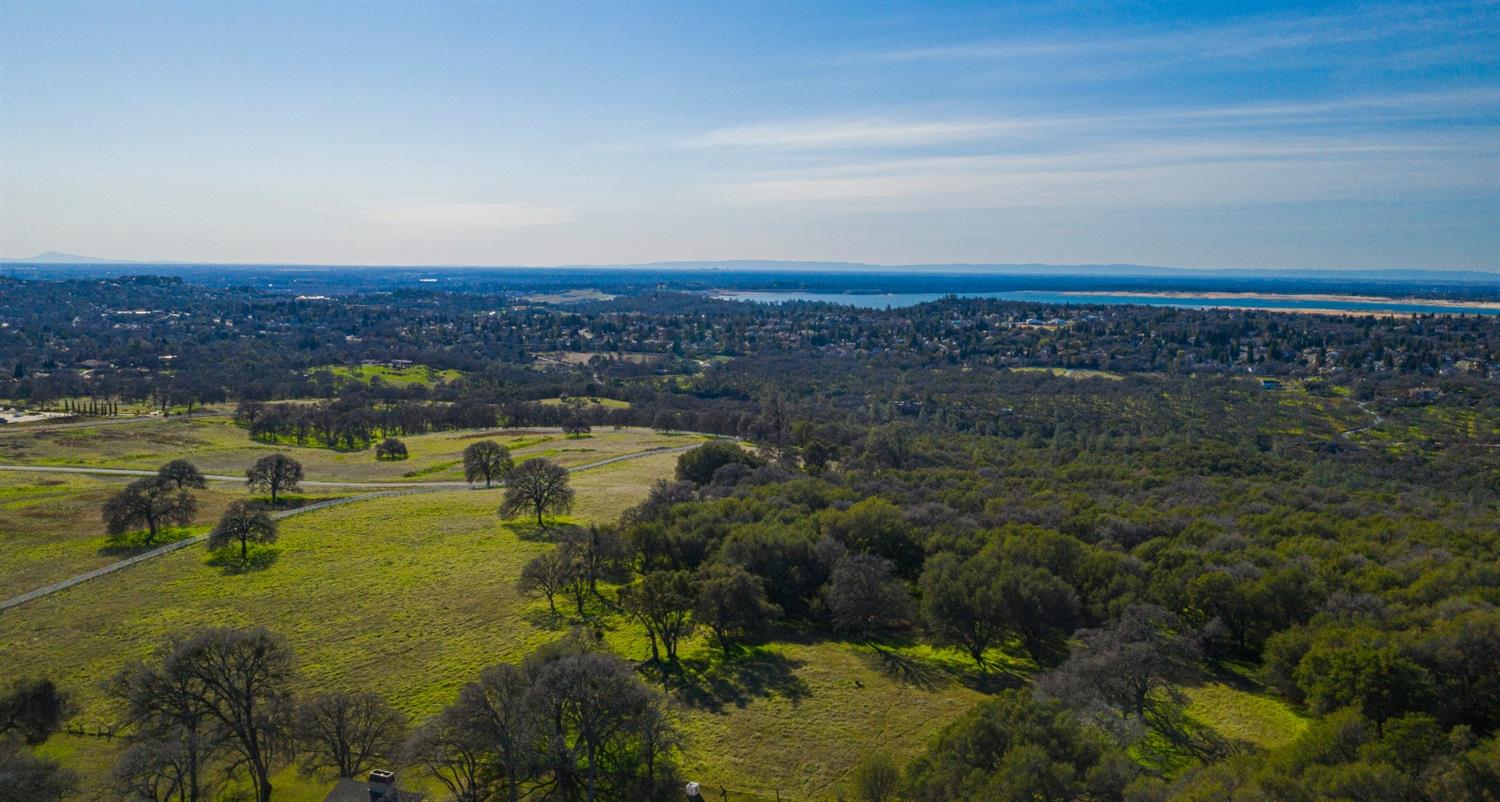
[0,441,705,613]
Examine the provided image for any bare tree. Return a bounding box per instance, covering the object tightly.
[296,691,407,779]
[164,628,297,802]
[462,441,513,488]
[518,549,576,615]
[452,664,533,802]
[106,653,225,802]
[113,737,203,802]
[499,458,574,528]
[246,454,303,504]
[102,477,197,542]
[403,711,490,802]
[559,525,625,598]
[157,460,208,490]
[206,502,278,561]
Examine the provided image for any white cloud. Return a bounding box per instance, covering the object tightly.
[679,119,1037,150]
[713,135,1500,210]
[861,3,1488,65]
[355,201,574,230]
[681,90,1500,152]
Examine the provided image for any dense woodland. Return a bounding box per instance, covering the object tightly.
[2,275,1499,801]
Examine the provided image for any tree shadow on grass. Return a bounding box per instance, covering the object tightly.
[850,634,1028,694]
[523,608,572,631]
[665,646,810,713]
[205,546,281,574]
[99,528,188,556]
[506,520,559,542]
[1135,699,1237,769]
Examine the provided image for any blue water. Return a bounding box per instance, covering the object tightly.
[715,290,1500,316]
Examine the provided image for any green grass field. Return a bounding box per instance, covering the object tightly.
[538,396,632,408]
[0,472,257,598]
[1183,682,1307,751]
[0,415,706,483]
[2,444,988,801]
[309,363,464,387]
[3,418,1312,801]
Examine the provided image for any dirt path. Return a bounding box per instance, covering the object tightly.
[0,442,705,613]
[1339,399,1384,439]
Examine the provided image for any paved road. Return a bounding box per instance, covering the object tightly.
[0,442,705,613]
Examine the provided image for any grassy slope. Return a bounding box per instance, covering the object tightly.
[5,421,1307,801]
[0,472,252,598]
[6,448,985,801]
[310,364,463,387]
[1184,682,1307,751]
[0,416,705,482]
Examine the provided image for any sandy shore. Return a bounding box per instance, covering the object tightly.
[1063,290,1500,312]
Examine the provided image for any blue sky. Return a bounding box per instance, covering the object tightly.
[1,0,1497,269]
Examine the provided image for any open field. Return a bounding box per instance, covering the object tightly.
[3,418,1329,801]
[5,453,676,800]
[0,472,261,598]
[532,350,663,366]
[0,415,707,483]
[309,363,464,387]
[1183,682,1307,751]
[4,446,991,802]
[537,395,631,408]
[1008,366,1125,380]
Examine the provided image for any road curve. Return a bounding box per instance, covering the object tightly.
[0,442,707,612]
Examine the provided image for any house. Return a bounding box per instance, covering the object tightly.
[322,770,423,802]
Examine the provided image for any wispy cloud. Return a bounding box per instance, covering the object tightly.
[861,2,1493,67]
[713,133,1500,211]
[678,119,1036,150]
[355,201,574,230]
[681,89,1500,152]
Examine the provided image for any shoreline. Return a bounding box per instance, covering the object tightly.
[1061,290,1500,311]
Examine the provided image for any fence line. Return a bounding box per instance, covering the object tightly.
[0,488,439,613]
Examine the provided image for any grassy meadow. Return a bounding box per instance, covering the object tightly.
[0,472,256,598]
[2,444,989,802]
[0,415,706,483]
[3,419,1319,802]
[309,363,464,387]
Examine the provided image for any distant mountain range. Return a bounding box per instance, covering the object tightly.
[2,251,146,264]
[3,253,1495,283]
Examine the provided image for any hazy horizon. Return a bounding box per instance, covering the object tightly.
[2,1,1498,270]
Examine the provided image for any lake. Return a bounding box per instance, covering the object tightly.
[714,290,1500,316]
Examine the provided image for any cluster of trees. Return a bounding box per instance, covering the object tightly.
[101,460,208,543]
[409,633,681,802]
[9,277,1500,800]
[5,277,1495,421]
[101,627,678,802]
[99,457,292,560]
[460,439,578,525]
[240,398,499,451]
